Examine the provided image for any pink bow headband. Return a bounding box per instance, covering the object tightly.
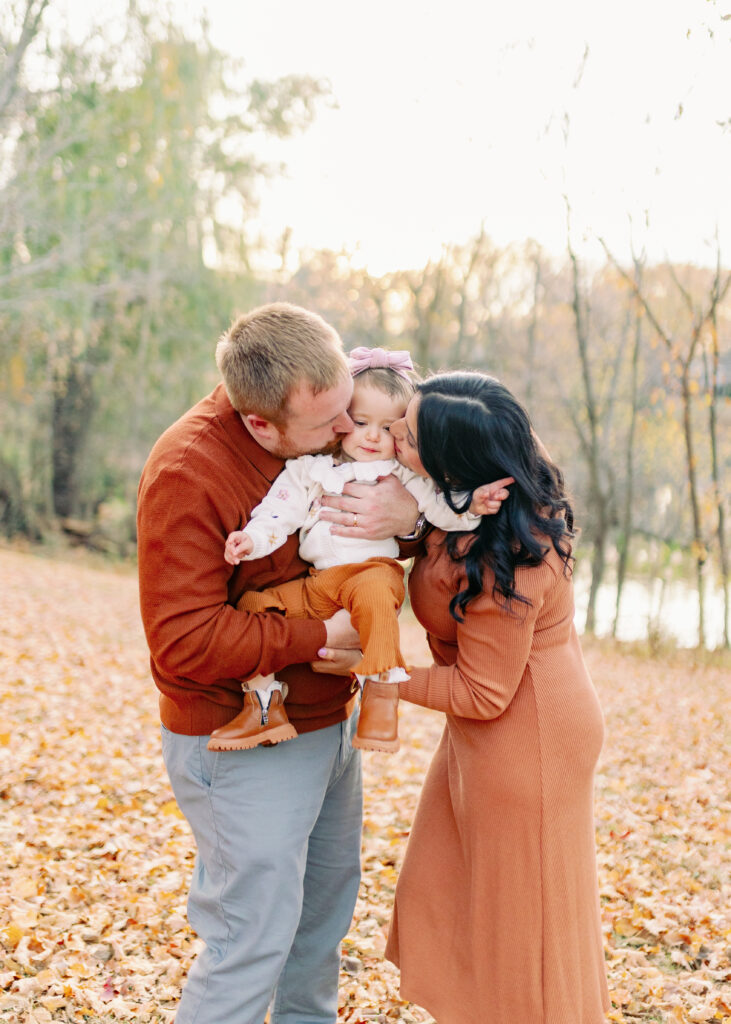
[348,346,414,380]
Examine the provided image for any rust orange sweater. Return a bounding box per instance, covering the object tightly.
[137,384,356,735]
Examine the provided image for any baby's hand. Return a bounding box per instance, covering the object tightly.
[469,477,514,516]
[224,530,254,565]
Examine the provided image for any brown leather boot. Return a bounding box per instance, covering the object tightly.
[352,679,400,753]
[207,690,298,751]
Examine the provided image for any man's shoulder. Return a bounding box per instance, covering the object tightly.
[139,388,230,494]
[157,386,218,441]
[139,385,284,509]
[145,386,242,471]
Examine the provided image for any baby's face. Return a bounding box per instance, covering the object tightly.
[340,382,407,462]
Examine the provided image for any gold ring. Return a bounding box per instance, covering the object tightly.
[353,514,358,528]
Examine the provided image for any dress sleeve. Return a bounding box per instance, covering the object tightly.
[398,560,557,719]
[241,458,313,559]
[392,465,481,532]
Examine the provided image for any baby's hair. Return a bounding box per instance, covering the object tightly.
[351,365,417,405]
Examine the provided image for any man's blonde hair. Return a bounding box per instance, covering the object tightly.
[216,302,349,423]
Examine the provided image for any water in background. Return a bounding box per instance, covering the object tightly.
[573,573,726,648]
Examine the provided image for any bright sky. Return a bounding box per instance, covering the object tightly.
[59,0,731,274]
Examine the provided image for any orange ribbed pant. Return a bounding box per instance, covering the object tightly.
[236,557,407,677]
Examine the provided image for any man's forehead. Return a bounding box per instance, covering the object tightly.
[287,376,353,423]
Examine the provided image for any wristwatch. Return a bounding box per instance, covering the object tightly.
[397,512,429,542]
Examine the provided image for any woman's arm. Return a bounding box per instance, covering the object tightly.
[399,560,557,719]
[393,465,482,532]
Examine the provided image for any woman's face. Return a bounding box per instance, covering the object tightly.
[390,395,427,477]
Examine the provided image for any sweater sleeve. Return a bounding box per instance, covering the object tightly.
[398,560,556,719]
[392,465,481,532]
[137,460,326,687]
[241,458,313,560]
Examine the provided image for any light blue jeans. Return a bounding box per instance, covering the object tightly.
[160,711,363,1024]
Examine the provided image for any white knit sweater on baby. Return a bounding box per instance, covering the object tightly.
[240,454,479,571]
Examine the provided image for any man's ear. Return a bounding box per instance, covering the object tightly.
[242,412,281,444]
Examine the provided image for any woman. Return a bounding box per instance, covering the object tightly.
[387,372,610,1024]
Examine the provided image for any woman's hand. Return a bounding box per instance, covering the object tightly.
[319,474,419,539]
[310,648,363,675]
[311,609,362,675]
[323,608,360,649]
[469,477,514,516]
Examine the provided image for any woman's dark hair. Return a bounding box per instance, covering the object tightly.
[416,372,575,621]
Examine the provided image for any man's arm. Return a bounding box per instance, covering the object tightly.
[138,462,326,687]
[318,473,419,539]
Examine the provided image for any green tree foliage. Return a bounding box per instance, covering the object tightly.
[0,3,327,531]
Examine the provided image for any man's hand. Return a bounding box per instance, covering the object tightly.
[310,609,362,675]
[469,477,514,516]
[319,474,419,539]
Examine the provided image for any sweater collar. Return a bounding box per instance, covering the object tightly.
[214,383,285,483]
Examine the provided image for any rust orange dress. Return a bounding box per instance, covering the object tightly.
[386,530,610,1024]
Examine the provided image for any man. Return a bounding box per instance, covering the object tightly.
[137,303,421,1024]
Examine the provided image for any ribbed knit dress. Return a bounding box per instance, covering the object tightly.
[386,530,610,1024]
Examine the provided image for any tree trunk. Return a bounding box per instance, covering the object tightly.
[680,371,706,648]
[0,456,29,536]
[706,309,729,648]
[613,270,643,636]
[585,500,609,635]
[52,361,95,518]
[525,255,541,407]
[567,238,612,635]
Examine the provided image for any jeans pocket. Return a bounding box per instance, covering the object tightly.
[161,726,219,792]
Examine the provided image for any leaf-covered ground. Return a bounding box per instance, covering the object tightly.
[0,547,729,1024]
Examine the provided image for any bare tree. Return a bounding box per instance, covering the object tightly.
[0,0,49,118]
[612,252,645,637]
[449,226,499,369]
[401,253,448,372]
[564,202,617,633]
[704,247,730,648]
[604,242,731,648]
[524,243,544,408]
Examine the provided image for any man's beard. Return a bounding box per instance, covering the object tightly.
[271,434,343,459]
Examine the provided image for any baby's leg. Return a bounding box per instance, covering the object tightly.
[236,563,407,753]
[237,565,404,660]
[236,578,312,618]
[207,670,297,750]
[327,559,407,754]
[212,578,342,754]
[333,560,407,677]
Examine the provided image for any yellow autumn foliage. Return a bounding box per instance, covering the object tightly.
[0,548,729,1023]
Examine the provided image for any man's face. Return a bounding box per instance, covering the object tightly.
[272,377,355,457]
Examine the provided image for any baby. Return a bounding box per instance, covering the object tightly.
[208,347,485,755]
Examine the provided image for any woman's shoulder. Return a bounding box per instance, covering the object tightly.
[423,528,571,602]
[515,536,573,600]
[534,535,571,574]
